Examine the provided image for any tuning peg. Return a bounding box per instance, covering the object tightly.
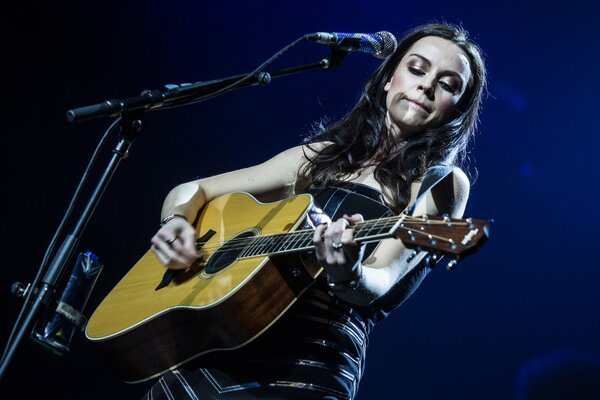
[446,259,458,271]
[407,250,418,262]
[427,234,437,246]
[448,238,458,250]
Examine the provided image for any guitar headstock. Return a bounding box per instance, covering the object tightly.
[394,214,491,269]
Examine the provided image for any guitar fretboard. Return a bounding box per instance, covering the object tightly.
[238,214,407,258]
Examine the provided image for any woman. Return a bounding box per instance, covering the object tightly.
[146,22,487,400]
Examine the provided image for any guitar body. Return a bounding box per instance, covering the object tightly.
[85,191,491,383]
[85,192,320,382]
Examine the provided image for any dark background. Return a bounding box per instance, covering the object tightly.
[1,1,599,399]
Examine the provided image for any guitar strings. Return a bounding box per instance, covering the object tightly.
[192,216,471,256]
[192,216,469,253]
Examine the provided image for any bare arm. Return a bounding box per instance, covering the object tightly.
[314,167,470,306]
[151,145,311,269]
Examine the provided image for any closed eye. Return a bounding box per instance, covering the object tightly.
[439,81,457,94]
[408,67,425,76]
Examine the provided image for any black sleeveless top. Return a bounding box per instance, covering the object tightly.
[144,183,434,400]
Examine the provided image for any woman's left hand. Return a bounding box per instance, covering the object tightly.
[313,213,365,282]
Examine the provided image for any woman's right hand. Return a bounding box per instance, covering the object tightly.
[150,218,198,270]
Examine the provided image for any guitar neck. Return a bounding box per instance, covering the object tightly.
[238,215,406,259]
[236,211,488,261]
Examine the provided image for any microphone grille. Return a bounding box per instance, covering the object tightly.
[375,31,397,59]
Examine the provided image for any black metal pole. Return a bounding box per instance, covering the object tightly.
[66,55,344,123]
[0,115,140,381]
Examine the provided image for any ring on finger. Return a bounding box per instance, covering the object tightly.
[332,242,343,251]
[166,237,177,246]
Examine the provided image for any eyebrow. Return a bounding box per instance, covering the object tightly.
[407,53,465,83]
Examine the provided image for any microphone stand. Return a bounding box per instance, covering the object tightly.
[0,45,354,381]
[67,45,354,123]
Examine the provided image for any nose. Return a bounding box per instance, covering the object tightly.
[418,80,435,100]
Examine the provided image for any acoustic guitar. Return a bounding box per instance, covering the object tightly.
[85,192,490,382]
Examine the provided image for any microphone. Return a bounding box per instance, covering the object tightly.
[305,31,397,59]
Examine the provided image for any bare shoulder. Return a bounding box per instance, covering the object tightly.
[260,141,332,164]
[417,166,471,218]
[451,166,470,203]
[263,145,307,167]
[452,166,470,190]
[299,141,333,159]
[443,166,470,218]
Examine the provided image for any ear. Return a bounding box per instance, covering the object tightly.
[384,77,393,92]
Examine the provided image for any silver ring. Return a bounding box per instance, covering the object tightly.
[166,237,177,246]
[332,242,343,251]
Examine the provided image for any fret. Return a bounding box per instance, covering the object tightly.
[354,220,382,240]
[291,231,314,252]
[354,215,405,243]
[272,231,315,256]
[284,231,304,252]
[285,231,310,252]
[301,232,314,250]
[242,236,260,258]
[360,221,377,239]
[253,235,267,256]
[280,231,295,253]
[238,235,269,258]
[238,236,253,258]
[272,233,286,254]
[373,219,394,236]
[252,236,269,257]
[264,235,277,254]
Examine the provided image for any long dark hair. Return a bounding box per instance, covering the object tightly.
[300,23,487,213]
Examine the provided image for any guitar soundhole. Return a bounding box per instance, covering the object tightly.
[204,230,258,274]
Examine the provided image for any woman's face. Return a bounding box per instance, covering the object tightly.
[384,36,472,138]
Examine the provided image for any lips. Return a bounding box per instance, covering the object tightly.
[407,99,431,113]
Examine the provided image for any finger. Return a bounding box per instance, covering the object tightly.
[313,223,328,260]
[340,230,361,265]
[329,219,354,263]
[333,246,346,265]
[151,233,178,251]
[154,230,178,248]
[327,219,347,241]
[169,239,187,257]
[151,237,192,269]
[321,225,337,265]
[151,243,188,269]
[151,243,169,265]
[334,217,350,229]
[180,227,198,258]
[342,213,364,224]
[340,227,356,246]
[158,222,197,259]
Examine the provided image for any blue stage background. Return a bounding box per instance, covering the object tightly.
[1,1,599,398]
